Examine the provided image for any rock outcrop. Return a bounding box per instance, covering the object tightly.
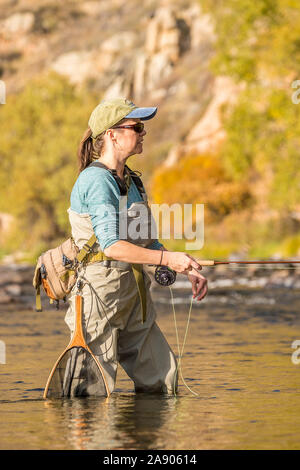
[2,12,35,38]
[47,2,214,102]
[0,0,220,164]
[164,76,246,166]
[0,1,247,219]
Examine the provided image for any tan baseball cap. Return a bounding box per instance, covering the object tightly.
[88,98,157,138]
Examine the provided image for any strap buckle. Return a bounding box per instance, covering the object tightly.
[82,243,93,254]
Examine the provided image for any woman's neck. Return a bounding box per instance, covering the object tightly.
[97,154,126,180]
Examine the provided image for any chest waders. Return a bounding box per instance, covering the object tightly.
[43,163,154,398]
[45,162,179,398]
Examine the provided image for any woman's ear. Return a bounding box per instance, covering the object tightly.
[106,129,117,143]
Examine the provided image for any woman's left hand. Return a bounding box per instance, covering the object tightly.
[187,269,208,301]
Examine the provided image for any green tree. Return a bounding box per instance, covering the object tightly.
[200,0,300,253]
[0,71,97,258]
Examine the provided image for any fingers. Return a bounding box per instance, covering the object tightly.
[189,265,202,274]
[195,283,208,301]
[190,261,202,271]
[182,261,202,275]
[167,252,203,274]
[186,255,202,271]
[192,277,208,301]
[188,267,204,277]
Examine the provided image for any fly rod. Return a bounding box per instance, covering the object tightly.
[154,259,300,286]
[196,259,300,266]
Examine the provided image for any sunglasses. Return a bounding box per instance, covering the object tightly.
[112,122,145,134]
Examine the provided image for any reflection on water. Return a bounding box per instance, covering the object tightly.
[43,394,177,450]
[1,286,300,449]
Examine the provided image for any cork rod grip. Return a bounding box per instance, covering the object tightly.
[196,260,215,266]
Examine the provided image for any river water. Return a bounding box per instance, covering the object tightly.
[1,279,300,450]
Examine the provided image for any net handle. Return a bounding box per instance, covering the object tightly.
[43,294,111,398]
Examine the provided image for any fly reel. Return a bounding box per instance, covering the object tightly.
[154,266,177,286]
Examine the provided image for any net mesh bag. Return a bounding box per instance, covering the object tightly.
[45,347,108,398]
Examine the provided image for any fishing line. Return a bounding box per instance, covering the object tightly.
[169,286,199,398]
[167,263,299,398]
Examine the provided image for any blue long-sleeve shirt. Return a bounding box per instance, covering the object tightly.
[70,166,163,252]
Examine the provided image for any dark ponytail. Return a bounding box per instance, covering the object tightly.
[77,127,105,173]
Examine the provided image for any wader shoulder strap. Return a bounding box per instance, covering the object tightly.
[125,165,146,198]
[88,161,127,196]
[88,161,146,199]
[131,264,147,323]
[76,234,97,263]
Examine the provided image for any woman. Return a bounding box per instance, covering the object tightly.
[64,98,208,396]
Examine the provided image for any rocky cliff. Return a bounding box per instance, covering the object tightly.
[0,0,236,169]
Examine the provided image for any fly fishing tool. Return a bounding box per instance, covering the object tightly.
[197,259,300,267]
[155,259,300,287]
[43,279,110,399]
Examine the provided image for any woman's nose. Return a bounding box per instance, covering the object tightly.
[141,128,146,136]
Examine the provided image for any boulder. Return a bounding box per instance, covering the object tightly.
[103,76,131,100]
[184,76,245,154]
[133,53,148,100]
[180,3,216,48]
[158,29,180,62]
[145,19,160,54]
[79,1,108,16]
[190,14,216,48]
[96,31,137,73]
[0,291,12,304]
[146,53,173,91]
[2,12,35,37]
[51,51,95,85]
[5,283,22,296]
[155,6,177,30]
[101,31,137,54]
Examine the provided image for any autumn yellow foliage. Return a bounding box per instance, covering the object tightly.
[151,154,252,224]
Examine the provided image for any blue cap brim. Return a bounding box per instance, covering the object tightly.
[125,107,157,121]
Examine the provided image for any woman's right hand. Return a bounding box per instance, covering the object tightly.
[162,251,202,275]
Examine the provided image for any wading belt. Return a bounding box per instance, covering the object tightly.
[85,249,147,323]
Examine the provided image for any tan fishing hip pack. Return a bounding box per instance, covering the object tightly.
[32,234,98,311]
[32,233,148,323]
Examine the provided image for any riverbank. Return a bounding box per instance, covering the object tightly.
[1,262,300,313]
